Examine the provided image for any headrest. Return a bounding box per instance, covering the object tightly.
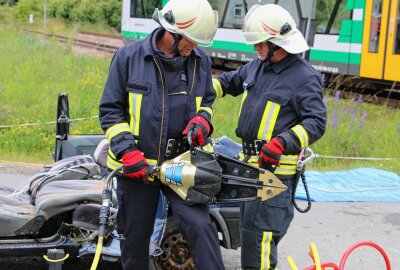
[93,139,109,167]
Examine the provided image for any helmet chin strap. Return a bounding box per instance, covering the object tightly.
[264,41,280,64]
[171,33,183,56]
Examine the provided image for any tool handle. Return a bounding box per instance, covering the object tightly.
[186,130,197,155]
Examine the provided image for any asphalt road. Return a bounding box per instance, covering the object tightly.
[0,165,399,270]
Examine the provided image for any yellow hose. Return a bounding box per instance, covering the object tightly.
[90,236,104,270]
[310,242,322,270]
[287,256,299,270]
[43,253,70,262]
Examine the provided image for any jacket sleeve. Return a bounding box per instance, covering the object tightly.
[212,63,250,98]
[277,73,327,154]
[197,56,215,125]
[99,48,136,159]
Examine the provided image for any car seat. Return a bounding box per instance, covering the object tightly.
[0,141,110,237]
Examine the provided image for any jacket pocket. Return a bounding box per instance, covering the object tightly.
[126,81,151,95]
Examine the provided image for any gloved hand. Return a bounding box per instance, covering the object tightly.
[182,116,210,146]
[259,137,285,169]
[122,149,149,181]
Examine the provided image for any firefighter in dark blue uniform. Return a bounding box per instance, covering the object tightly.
[98,0,224,269]
[212,4,327,269]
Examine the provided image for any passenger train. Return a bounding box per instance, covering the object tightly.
[121,0,400,93]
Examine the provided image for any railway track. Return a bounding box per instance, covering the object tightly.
[24,29,121,57]
[23,29,400,108]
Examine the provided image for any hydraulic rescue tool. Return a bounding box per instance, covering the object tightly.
[149,133,287,205]
[90,134,287,269]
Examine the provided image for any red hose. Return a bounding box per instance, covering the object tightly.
[339,241,391,270]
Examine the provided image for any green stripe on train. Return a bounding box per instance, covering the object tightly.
[338,20,363,43]
[309,50,361,65]
[122,31,254,53]
[346,0,366,9]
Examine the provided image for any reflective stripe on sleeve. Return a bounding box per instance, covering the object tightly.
[291,125,309,149]
[257,101,281,141]
[196,96,213,119]
[105,123,130,141]
[212,78,223,98]
[196,96,202,112]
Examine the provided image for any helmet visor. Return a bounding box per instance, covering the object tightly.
[242,31,271,45]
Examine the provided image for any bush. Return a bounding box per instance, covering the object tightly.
[14,0,41,20]
[55,0,78,20]
[14,0,121,29]
[70,0,102,24]
[100,0,121,28]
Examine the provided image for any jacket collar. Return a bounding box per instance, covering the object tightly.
[270,53,299,73]
[142,27,202,59]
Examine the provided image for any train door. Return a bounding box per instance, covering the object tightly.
[360,0,400,81]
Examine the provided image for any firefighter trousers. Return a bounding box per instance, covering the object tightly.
[240,178,295,270]
[116,176,224,270]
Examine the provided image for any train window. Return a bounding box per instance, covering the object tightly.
[210,0,315,30]
[394,0,400,54]
[316,0,351,34]
[234,4,243,17]
[368,0,382,53]
[132,0,162,19]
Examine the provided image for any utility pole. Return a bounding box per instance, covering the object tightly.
[43,0,47,32]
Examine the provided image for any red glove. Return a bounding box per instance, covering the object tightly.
[259,137,285,169]
[122,150,149,181]
[182,116,210,146]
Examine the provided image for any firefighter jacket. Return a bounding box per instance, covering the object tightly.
[99,28,215,170]
[213,54,327,177]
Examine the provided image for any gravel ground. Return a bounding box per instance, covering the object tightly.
[0,160,44,175]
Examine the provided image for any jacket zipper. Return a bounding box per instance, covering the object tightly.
[189,58,197,95]
[153,58,165,164]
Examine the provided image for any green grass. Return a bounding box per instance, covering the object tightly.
[0,20,399,173]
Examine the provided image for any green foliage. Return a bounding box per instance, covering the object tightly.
[100,0,122,28]
[14,0,41,20]
[0,26,107,162]
[70,0,103,24]
[14,0,121,29]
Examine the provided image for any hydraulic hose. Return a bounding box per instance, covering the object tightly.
[90,236,104,270]
[90,167,119,270]
[288,241,392,270]
[339,241,391,270]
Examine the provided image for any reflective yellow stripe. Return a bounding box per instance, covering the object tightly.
[201,143,214,152]
[107,152,158,179]
[280,155,299,165]
[257,101,281,141]
[105,123,130,141]
[260,231,273,270]
[107,153,123,172]
[275,164,297,175]
[291,125,308,148]
[238,90,248,117]
[291,125,309,149]
[239,152,298,175]
[196,97,202,112]
[212,78,223,98]
[199,106,213,118]
[129,92,143,136]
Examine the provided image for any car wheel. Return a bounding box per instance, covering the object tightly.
[154,225,196,270]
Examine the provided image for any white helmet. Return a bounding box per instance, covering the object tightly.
[243,4,309,54]
[153,0,218,47]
